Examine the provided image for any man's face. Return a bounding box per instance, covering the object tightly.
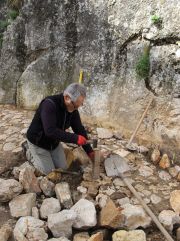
[64,95,85,112]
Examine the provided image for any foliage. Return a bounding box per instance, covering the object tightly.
[8,9,19,20]
[151,15,162,25]
[0,20,9,30]
[135,46,150,79]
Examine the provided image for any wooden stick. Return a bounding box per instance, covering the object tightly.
[121,174,174,241]
[92,149,100,179]
[127,96,154,148]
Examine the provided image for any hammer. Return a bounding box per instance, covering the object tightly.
[87,138,100,179]
[87,139,98,149]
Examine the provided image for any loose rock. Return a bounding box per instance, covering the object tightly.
[9,193,36,217]
[73,232,90,241]
[40,177,55,197]
[71,199,97,228]
[170,190,180,214]
[14,216,48,241]
[121,203,151,229]
[48,210,77,238]
[99,199,124,228]
[112,230,146,241]
[55,182,73,209]
[40,198,61,219]
[0,178,23,202]
[158,210,180,231]
[19,166,41,193]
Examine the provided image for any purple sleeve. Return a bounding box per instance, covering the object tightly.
[41,99,78,144]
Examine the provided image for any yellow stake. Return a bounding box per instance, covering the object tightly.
[79,70,83,84]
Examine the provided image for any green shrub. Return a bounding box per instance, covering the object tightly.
[8,9,19,20]
[151,15,162,25]
[0,20,9,30]
[135,46,150,79]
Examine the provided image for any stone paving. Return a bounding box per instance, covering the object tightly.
[0,105,34,153]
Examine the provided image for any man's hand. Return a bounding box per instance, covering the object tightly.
[77,135,87,145]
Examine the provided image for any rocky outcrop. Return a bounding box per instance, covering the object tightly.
[0,0,179,149]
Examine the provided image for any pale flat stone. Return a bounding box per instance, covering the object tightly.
[97,128,113,139]
[169,167,179,177]
[77,186,87,194]
[55,182,73,209]
[0,178,23,202]
[9,193,36,217]
[112,230,146,241]
[158,170,171,181]
[0,134,7,141]
[121,203,151,229]
[170,190,180,214]
[3,142,17,151]
[12,147,23,153]
[139,165,153,177]
[71,199,97,228]
[117,197,130,206]
[14,216,47,241]
[113,149,130,157]
[150,194,162,204]
[48,210,77,238]
[113,178,134,187]
[40,198,61,219]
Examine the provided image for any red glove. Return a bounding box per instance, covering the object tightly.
[77,135,87,145]
[88,151,95,161]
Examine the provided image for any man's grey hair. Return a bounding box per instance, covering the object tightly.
[63,83,86,101]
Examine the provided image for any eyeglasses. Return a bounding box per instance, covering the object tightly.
[71,100,77,109]
[71,99,83,110]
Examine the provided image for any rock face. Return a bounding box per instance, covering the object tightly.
[0,0,180,149]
